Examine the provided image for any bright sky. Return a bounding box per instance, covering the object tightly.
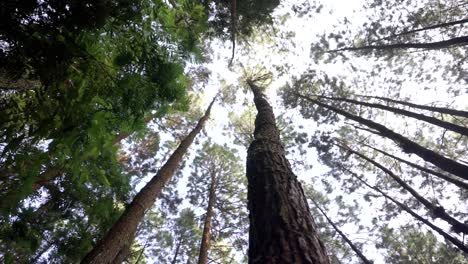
[133,0,468,262]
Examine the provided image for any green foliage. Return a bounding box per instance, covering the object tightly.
[187,141,248,256]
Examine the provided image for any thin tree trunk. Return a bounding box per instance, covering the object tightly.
[197,173,217,264]
[317,95,468,137]
[328,36,468,53]
[336,142,468,234]
[81,96,217,264]
[295,93,468,180]
[363,143,468,190]
[371,18,468,43]
[171,239,182,264]
[347,169,468,254]
[228,0,237,67]
[355,94,468,118]
[309,199,373,264]
[247,80,329,264]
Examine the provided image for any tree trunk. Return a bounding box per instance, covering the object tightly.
[247,80,329,264]
[347,169,468,254]
[363,143,468,190]
[328,35,468,53]
[309,199,372,264]
[81,96,217,264]
[372,18,468,43]
[296,93,468,180]
[318,95,468,137]
[197,173,217,264]
[337,142,468,234]
[228,0,237,67]
[355,94,468,118]
[171,239,182,264]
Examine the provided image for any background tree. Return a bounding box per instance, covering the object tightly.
[187,141,248,264]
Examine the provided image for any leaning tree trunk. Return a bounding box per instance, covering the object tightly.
[246,80,329,264]
[355,94,468,118]
[328,35,468,53]
[197,173,217,264]
[296,93,468,180]
[348,169,468,254]
[309,199,372,264]
[81,96,217,264]
[317,95,468,137]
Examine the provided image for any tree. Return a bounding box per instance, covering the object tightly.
[378,224,468,264]
[81,96,216,264]
[186,142,247,264]
[246,77,329,263]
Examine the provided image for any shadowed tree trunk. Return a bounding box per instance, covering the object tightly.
[197,172,217,264]
[328,36,468,53]
[309,199,373,264]
[355,95,468,118]
[346,169,468,254]
[316,95,468,137]
[336,142,468,235]
[247,80,329,264]
[81,96,217,264]
[362,143,468,190]
[295,93,468,180]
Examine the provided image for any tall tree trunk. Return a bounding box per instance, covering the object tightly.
[346,169,468,254]
[328,35,468,53]
[363,143,468,190]
[336,142,468,234]
[317,95,468,137]
[247,80,329,264]
[197,173,217,264]
[309,199,372,264]
[295,93,468,180]
[81,96,217,264]
[355,94,468,118]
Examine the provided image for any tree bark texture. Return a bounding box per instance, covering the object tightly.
[348,169,468,254]
[356,95,468,118]
[296,93,468,180]
[81,96,217,264]
[247,80,329,264]
[197,173,217,264]
[318,95,468,137]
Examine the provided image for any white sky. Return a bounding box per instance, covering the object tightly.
[133,0,468,263]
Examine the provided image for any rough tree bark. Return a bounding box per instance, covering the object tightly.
[197,172,217,264]
[81,96,217,264]
[296,93,468,180]
[247,80,329,264]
